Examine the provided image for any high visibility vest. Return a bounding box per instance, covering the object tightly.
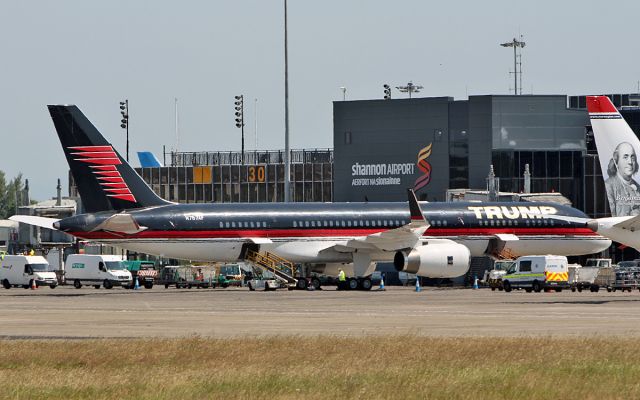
[338,270,346,281]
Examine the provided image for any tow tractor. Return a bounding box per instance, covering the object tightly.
[123,260,157,289]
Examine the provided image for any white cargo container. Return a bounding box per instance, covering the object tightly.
[0,255,58,289]
[65,254,132,289]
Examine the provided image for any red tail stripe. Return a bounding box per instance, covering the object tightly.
[68,145,114,152]
[94,171,122,177]
[77,158,122,165]
[70,151,118,158]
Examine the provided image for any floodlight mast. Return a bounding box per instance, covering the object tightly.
[395,81,423,98]
[500,37,526,95]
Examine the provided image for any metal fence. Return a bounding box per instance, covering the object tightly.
[168,149,333,167]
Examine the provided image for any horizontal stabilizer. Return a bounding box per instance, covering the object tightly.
[9,215,59,230]
[91,213,148,235]
[612,215,640,231]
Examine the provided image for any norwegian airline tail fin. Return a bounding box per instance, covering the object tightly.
[48,105,170,213]
[587,96,640,217]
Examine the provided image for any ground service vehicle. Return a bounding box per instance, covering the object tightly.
[483,259,514,291]
[568,259,614,292]
[501,255,569,293]
[123,260,157,289]
[65,254,132,289]
[611,262,640,292]
[0,255,58,289]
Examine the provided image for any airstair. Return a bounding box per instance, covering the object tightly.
[245,250,299,287]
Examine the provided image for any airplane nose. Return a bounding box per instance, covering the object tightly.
[586,220,599,232]
[53,221,60,229]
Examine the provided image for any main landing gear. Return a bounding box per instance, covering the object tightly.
[338,277,373,291]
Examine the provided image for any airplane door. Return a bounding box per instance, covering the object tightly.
[240,243,260,259]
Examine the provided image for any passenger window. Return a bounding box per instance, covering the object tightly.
[443,220,447,227]
[347,221,352,227]
[293,221,297,227]
[329,221,334,227]
[99,262,106,272]
[225,222,230,228]
[323,221,328,227]
[365,221,370,227]
[305,221,309,227]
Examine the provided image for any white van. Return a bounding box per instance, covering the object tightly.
[501,255,569,293]
[0,255,58,289]
[65,254,132,289]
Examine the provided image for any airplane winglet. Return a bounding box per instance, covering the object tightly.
[407,189,424,222]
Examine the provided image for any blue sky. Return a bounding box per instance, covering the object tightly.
[1,0,639,200]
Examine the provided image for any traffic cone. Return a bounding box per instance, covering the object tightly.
[415,277,422,292]
[473,275,479,290]
[378,277,386,291]
[30,278,37,290]
[134,276,140,290]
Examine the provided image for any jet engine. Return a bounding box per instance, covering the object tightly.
[393,239,471,278]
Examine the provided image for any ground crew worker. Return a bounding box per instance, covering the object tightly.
[338,268,346,290]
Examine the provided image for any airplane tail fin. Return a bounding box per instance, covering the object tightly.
[48,105,170,213]
[587,96,640,217]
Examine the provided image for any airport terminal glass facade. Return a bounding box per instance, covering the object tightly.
[492,150,584,207]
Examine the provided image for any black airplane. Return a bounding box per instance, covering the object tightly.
[12,105,610,289]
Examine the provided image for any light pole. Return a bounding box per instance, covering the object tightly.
[500,37,526,95]
[234,95,245,164]
[396,81,423,98]
[340,87,346,101]
[119,100,129,162]
[284,0,291,202]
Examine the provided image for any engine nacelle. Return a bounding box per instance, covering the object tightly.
[393,240,471,278]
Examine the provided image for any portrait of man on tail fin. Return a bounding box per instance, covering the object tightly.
[604,141,640,217]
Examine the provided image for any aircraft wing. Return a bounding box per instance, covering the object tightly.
[9,215,59,230]
[328,189,429,253]
[91,213,148,235]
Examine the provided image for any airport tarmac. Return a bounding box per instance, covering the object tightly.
[2,286,640,339]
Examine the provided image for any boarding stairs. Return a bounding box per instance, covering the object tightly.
[245,250,299,287]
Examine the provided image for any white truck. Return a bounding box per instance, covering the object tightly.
[65,254,132,289]
[501,255,570,293]
[0,255,58,289]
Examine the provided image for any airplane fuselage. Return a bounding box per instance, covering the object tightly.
[56,201,611,263]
